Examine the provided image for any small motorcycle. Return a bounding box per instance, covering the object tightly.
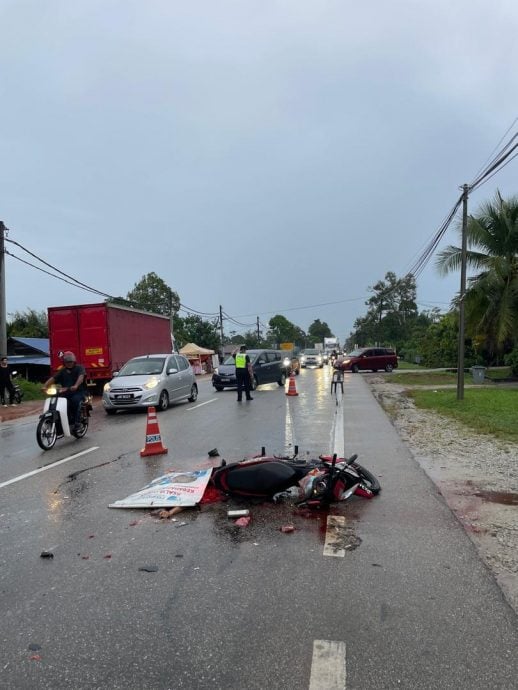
[11,371,24,405]
[211,448,380,508]
[36,386,92,450]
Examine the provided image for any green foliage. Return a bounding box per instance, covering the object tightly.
[346,271,418,352]
[410,388,518,442]
[436,191,518,355]
[267,315,306,347]
[307,319,333,342]
[126,272,180,316]
[7,309,48,337]
[173,314,220,351]
[504,347,518,376]
[15,377,45,401]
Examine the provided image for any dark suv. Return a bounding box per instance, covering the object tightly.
[336,347,398,373]
[212,349,288,391]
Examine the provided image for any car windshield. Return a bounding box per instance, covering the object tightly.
[347,349,367,357]
[118,357,166,376]
[304,349,319,355]
[223,355,237,365]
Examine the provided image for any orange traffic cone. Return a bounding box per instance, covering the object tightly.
[140,406,168,457]
[286,372,299,396]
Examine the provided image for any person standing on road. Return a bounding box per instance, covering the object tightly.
[42,351,86,431]
[233,345,253,402]
[0,357,17,407]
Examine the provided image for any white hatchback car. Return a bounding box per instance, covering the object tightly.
[102,353,198,415]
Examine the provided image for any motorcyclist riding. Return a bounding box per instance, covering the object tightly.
[42,351,86,433]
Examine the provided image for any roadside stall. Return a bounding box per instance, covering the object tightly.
[179,343,217,375]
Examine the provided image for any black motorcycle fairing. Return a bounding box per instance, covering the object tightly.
[212,458,305,497]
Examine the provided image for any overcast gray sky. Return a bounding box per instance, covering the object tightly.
[1,0,517,343]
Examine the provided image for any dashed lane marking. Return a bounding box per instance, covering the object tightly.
[187,399,218,410]
[309,639,346,689]
[0,447,99,490]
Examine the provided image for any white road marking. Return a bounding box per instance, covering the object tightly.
[329,399,345,459]
[323,515,347,558]
[0,447,99,490]
[284,396,295,449]
[309,639,346,690]
[187,399,217,410]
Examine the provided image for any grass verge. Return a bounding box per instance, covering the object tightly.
[409,388,518,442]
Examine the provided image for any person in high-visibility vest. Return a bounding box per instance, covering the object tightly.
[233,345,253,402]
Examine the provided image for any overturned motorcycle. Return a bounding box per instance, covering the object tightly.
[211,448,380,508]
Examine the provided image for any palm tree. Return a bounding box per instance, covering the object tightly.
[436,191,518,355]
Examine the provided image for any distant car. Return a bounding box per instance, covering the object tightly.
[283,354,300,376]
[335,347,398,373]
[299,349,324,368]
[212,349,287,391]
[102,354,198,414]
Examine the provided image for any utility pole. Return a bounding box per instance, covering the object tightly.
[0,221,7,356]
[256,316,260,341]
[219,305,224,346]
[456,184,469,401]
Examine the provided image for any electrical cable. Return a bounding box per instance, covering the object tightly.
[5,250,110,296]
[5,237,113,299]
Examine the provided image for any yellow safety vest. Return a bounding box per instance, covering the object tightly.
[235,353,247,368]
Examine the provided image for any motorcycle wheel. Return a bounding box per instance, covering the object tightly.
[350,463,381,494]
[36,417,57,450]
[72,407,89,438]
[14,391,23,404]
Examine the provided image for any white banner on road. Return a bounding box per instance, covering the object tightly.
[109,468,212,509]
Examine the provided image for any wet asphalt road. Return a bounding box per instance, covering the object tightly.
[1,368,517,689]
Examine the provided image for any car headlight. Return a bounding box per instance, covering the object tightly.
[344,359,351,365]
[283,357,290,367]
[143,377,160,390]
[214,367,219,375]
[103,382,111,392]
[300,356,306,362]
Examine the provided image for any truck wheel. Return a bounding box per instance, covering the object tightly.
[188,384,198,402]
[158,390,169,411]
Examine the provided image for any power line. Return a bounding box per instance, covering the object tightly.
[6,237,113,299]
[6,250,111,296]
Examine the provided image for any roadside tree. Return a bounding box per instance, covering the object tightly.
[436,191,518,359]
[7,309,48,337]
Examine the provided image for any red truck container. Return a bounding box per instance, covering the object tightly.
[48,302,173,384]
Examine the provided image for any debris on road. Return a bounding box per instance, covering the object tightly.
[157,506,185,519]
[40,551,54,559]
[109,468,212,509]
[280,524,295,533]
[227,509,250,518]
[138,565,159,572]
[234,516,251,527]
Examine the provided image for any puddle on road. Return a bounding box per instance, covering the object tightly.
[473,490,518,506]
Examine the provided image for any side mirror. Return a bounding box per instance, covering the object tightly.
[167,368,179,375]
[112,371,119,377]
